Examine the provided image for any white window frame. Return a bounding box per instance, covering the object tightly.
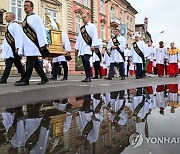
[75,15,81,33]
[100,25,105,40]
[100,0,105,14]
[76,0,81,3]
[10,0,23,21]
[84,0,89,8]
[111,7,115,18]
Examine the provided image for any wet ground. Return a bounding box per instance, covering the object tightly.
[0,83,180,154]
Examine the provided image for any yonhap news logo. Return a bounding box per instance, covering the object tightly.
[129,132,180,149]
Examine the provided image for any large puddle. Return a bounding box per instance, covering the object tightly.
[0,84,180,154]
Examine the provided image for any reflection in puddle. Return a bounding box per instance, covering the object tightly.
[0,84,180,153]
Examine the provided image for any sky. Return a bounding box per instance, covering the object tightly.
[127,0,180,48]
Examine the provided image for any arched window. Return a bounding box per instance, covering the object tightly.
[76,15,81,33]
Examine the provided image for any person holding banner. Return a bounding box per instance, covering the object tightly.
[130,33,149,79]
[75,13,99,83]
[0,12,25,84]
[15,0,49,86]
[105,28,126,80]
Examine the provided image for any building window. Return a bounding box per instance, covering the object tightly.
[129,19,132,30]
[111,7,115,18]
[75,0,81,3]
[126,17,129,28]
[45,9,58,21]
[84,0,89,8]
[120,12,122,24]
[100,25,105,40]
[11,0,22,21]
[76,15,81,33]
[100,0,105,14]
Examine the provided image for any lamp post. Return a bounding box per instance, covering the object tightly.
[155,31,164,47]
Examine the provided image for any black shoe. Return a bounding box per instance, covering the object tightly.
[38,80,49,85]
[121,77,125,80]
[49,77,57,81]
[136,76,140,79]
[14,81,29,86]
[104,77,112,80]
[61,77,67,81]
[81,78,91,83]
[0,79,7,84]
[92,76,98,79]
[15,80,21,83]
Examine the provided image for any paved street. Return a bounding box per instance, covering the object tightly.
[0,75,179,108]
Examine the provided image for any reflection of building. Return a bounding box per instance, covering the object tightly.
[135,17,153,43]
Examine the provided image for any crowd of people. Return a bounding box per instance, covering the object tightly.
[1,0,180,85]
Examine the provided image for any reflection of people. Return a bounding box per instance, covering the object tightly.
[15,0,49,86]
[155,85,168,115]
[75,13,99,83]
[50,32,71,81]
[0,12,25,84]
[75,95,101,144]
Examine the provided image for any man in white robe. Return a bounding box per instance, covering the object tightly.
[0,12,25,84]
[15,0,49,86]
[50,32,72,81]
[105,28,126,80]
[130,33,149,79]
[75,13,99,83]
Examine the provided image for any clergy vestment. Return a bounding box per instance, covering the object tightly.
[1,22,25,83]
[107,35,126,78]
[16,13,48,85]
[167,48,180,76]
[154,47,167,76]
[75,22,99,80]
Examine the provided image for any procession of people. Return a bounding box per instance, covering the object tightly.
[1,0,180,86]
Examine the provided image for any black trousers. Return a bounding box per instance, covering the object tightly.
[136,63,143,78]
[93,61,102,78]
[81,54,91,78]
[61,61,68,78]
[119,62,125,77]
[52,61,68,79]
[20,56,48,82]
[1,57,25,81]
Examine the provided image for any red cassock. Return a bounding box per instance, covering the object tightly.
[156,64,164,76]
[146,61,153,74]
[168,63,178,76]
